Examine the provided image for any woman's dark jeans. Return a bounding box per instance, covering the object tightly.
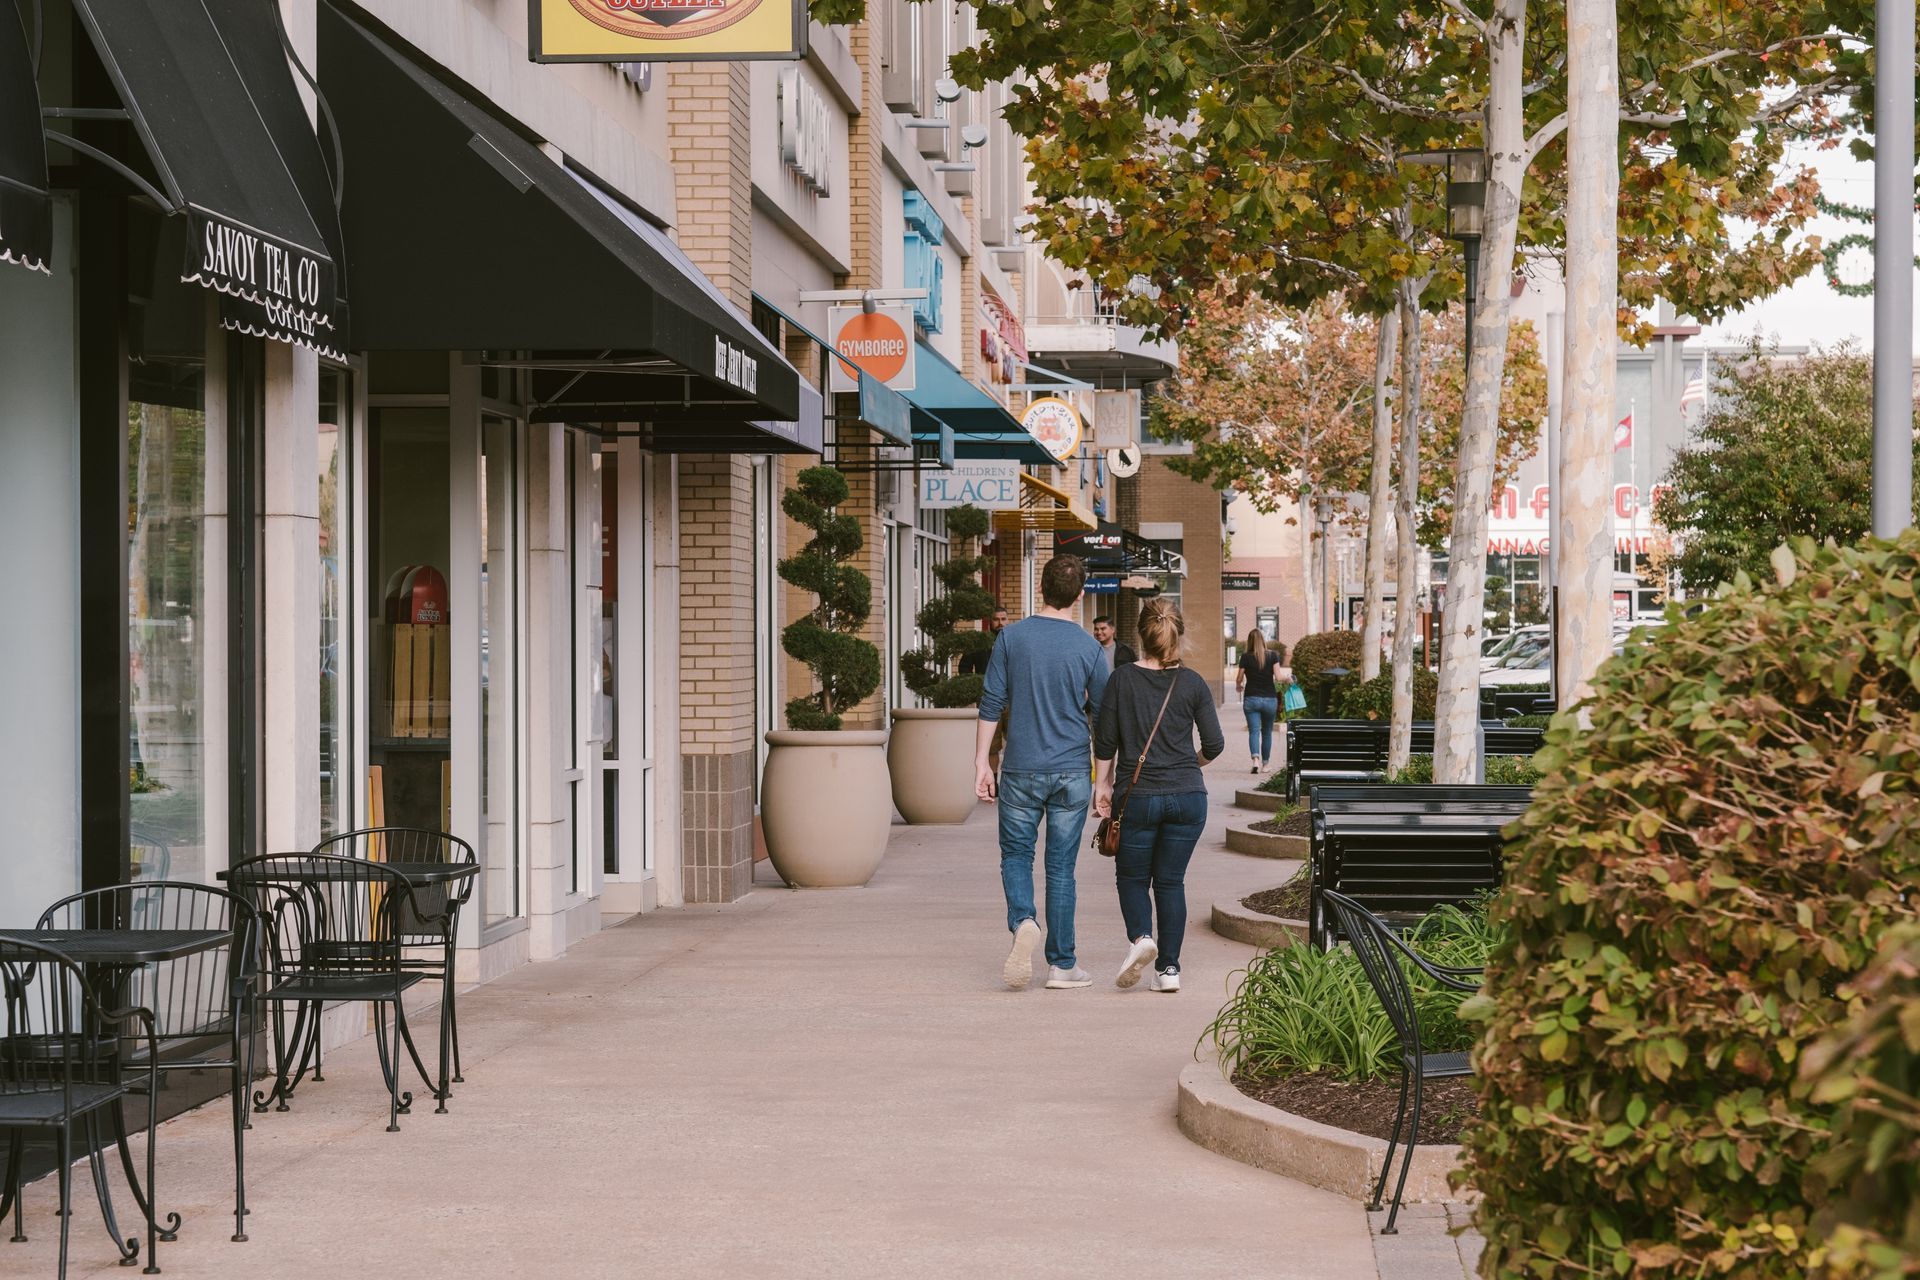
[1243,695,1279,762]
[1113,790,1209,971]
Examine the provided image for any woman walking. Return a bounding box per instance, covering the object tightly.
[1235,629,1284,772]
[1094,600,1224,992]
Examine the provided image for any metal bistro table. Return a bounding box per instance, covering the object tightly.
[217,859,479,1118]
[0,925,234,1259]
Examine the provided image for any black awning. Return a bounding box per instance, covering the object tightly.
[0,0,52,273]
[319,3,802,426]
[72,0,343,351]
[1056,520,1179,573]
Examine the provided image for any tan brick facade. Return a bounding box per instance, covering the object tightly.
[1137,458,1226,701]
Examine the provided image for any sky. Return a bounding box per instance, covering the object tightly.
[1696,137,1916,352]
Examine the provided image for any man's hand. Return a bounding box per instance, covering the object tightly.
[975,761,998,802]
[1093,782,1114,819]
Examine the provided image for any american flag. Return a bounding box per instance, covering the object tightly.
[1679,374,1706,411]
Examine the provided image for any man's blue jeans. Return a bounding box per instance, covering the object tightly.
[997,769,1091,970]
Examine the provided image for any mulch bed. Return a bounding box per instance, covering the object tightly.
[1243,872,1310,921]
[1251,810,1313,838]
[1234,1069,1480,1146]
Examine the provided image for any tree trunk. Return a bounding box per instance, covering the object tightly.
[1432,0,1529,784]
[1389,283,1426,776]
[1300,425,1319,633]
[1558,0,1621,707]
[1361,309,1400,680]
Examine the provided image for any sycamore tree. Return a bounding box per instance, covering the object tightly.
[959,0,1851,780]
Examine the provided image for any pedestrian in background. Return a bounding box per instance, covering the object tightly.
[1090,615,1136,672]
[1094,599,1223,993]
[977,558,1109,991]
[959,605,1010,676]
[1235,629,1283,773]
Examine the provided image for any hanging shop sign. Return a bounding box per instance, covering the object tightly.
[920,459,1019,510]
[778,68,831,195]
[1092,389,1139,447]
[977,289,1026,387]
[1020,396,1083,462]
[529,0,807,63]
[827,304,916,394]
[1222,573,1261,591]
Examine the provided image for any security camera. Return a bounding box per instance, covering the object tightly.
[960,123,989,150]
[934,77,962,104]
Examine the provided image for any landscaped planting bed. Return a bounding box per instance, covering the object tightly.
[1242,866,1309,920]
[1250,809,1311,839]
[1205,902,1497,1143]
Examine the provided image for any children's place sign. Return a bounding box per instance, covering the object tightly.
[920,460,1019,511]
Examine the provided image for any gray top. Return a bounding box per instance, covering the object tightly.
[1095,664,1225,798]
[978,616,1110,774]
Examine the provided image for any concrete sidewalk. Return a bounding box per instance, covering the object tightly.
[12,717,1470,1279]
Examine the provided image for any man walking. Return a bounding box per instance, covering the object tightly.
[959,606,1010,676]
[977,556,1109,990]
[1091,616,1137,671]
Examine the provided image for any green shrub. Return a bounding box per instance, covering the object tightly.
[1382,754,1541,786]
[1255,770,1292,795]
[1204,902,1500,1083]
[1460,534,1920,1278]
[1289,628,1364,691]
[778,467,880,731]
[1502,713,1552,730]
[1333,667,1438,721]
[899,505,994,707]
[1801,924,1920,1273]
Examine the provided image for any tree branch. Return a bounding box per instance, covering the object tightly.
[1340,66,1481,124]
[1621,31,1851,100]
[1525,113,1568,161]
[1437,0,1490,39]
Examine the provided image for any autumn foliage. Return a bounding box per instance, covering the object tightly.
[1462,533,1920,1277]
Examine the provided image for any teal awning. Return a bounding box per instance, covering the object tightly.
[904,342,1056,466]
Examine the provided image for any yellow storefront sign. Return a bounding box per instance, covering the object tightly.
[529,0,806,62]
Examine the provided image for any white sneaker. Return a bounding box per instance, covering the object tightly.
[1116,936,1158,989]
[1004,919,1042,990]
[1045,966,1093,989]
[1150,967,1181,993]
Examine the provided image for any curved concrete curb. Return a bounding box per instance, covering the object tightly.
[1226,824,1309,859]
[1211,898,1306,950]
[1233,788,1285,812]
[1176,1060,1466,1204]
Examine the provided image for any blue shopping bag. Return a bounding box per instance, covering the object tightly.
[1282,682,1306,714]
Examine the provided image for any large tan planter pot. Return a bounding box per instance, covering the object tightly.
[888,707,980,824]
[762,730,892,887]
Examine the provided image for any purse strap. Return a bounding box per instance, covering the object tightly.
[1114,673,1180,827]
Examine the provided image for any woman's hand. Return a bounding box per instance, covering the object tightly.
[1093,782,1114,818]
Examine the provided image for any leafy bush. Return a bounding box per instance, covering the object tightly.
[1333,667,1438,721]
[1460,534,1920,1278]
[1205,902,1500,1083]
[1501,713,1552,730]
[778,467,880,731]
[1383,754,1541,786]
[899,505,994,707]
[1801,924,1920,1274]
[1255,769,1292,795]
[1289,628,1364,691]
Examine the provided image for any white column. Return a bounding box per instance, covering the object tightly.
[524,424,576,959]
[261,341,322,853]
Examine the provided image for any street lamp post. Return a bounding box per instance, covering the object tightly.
[1314,491,1335,631]
[1444,150,1488,366]
[1874,0,1915,537]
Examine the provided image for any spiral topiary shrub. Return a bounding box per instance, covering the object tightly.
[1333,667,1438,721]
[778,466,880,731]
[1289,628,1365,692]
[899,504,994,707]
[1460,534,1920,1278]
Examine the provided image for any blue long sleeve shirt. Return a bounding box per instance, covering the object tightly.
[978,616,1110,774]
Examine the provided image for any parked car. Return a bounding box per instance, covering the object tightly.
[1481,625,1548,672]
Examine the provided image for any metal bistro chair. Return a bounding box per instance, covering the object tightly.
[310,828,476,1108]
[232,854,429,1133]
[37,883,260,1243]
[0,939,162,1279]
[1321,890,1483,1235]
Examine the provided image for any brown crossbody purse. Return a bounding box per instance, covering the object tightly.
[1094,676,1178,858]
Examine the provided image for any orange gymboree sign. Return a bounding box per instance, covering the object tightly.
[529,0,807,62]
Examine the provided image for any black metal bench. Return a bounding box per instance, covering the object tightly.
[1308,784,1533,948]
[1286,722,1545,800]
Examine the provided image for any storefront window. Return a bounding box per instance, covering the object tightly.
[319,371,350,838]
[481,413,520,925]
[128,351,209,885]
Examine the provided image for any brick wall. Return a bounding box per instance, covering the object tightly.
[669,62,757,901]
[1138,457,1226,701]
